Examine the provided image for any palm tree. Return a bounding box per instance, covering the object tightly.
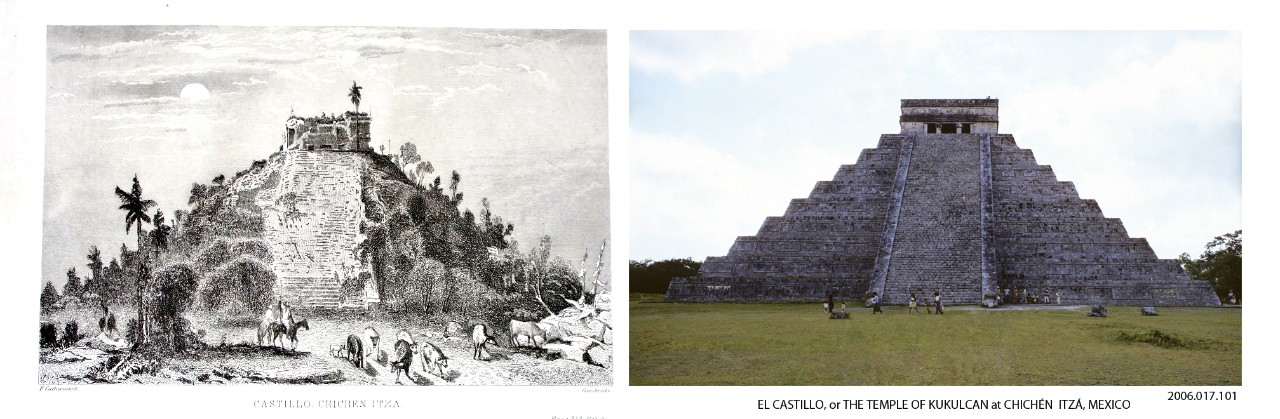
[348,81,363,114]
[115,175,156,346]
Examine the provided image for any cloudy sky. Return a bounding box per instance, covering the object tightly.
[43,26,609,287]
[631,31,1241,263]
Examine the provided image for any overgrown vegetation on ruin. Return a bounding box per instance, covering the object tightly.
[45,143,600,354]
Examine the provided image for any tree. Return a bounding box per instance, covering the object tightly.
[64,268,83,299]
[530,235,556,315]
[115,175,156,345]
[348,81,363,114]
[150,209,172,251]
[85,246,104,297]
[1179,230,1242,303]
[149,264,199,353]
[41,282,59,311]
[399,142,432,186]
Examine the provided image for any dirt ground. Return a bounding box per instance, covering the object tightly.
[38,306,612,386]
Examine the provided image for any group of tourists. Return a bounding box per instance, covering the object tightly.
[998,286,1060,305]
[906,292,943,315]
[822,290,945,315]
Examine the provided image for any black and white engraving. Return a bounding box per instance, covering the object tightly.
[40,26,610,385]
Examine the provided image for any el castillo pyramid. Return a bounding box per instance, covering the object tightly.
[666,99,1220,306]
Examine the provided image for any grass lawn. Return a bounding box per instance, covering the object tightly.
[629,294,1240,386]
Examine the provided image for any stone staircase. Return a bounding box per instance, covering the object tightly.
[880,134,984,304]
[257,150,369,309]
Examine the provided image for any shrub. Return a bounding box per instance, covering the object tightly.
[62,321,80,347]
[40,323,57,348]
[1118,329,1194,349]
[199,256,275,316]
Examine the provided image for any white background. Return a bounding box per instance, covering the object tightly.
[2,1,1273,418]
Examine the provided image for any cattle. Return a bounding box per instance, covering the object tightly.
[391,339,414,384]
[417,341,449,378]
[443,321,464,339]
[363,327,385,365]
[346,334,364,368]
[508,320,546,348]
[471,324,497,360]
[396,329,415,346]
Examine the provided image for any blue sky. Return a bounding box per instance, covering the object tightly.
[630,31,1241,263]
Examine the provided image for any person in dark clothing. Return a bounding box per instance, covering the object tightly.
[871,292,883,314]
[826,290,835,313]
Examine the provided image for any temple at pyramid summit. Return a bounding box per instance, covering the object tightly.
[665,99,1220,307]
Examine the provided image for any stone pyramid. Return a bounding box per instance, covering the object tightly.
[666,99,1219,306]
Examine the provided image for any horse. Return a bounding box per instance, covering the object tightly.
[269,322,287,348]
[257,300,282,346]
[285,318,309,351]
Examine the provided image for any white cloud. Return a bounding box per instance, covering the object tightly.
[395,83,504,107]
[94,97,179,107]
[451,62,506,76]
[232,77,268,87]
[631,31,857,81]
[631,131,844,259]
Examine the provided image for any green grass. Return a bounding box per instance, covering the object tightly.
[629,293,1241,386]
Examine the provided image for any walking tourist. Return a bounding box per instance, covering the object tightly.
[934,292,943,315]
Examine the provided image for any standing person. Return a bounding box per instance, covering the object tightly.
[1055,290,1062,305]
[909,293,921,314]
[1042,289,1050,305]
[871,292,883,314]
[934,292,943,315]
[827,290,835,313]
[1228,290,1236,305]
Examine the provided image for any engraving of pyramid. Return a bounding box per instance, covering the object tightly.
[666,99,1219,306]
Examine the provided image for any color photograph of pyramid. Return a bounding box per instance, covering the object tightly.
[667,99,1220,307]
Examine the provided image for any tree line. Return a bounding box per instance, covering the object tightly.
[629,258,701,294]
[1179,230,1242,303]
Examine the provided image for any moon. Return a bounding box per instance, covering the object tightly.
[179,83,210,101]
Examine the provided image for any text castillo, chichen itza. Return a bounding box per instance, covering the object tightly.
[666,99,1220,307]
